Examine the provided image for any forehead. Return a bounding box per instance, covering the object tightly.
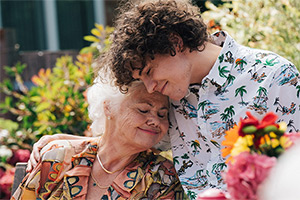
[126,83,168,107]
[131,55,161,78]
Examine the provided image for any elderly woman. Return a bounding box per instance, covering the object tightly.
[11,80,184,199]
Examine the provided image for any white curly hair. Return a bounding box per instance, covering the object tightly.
[87,76,123,136]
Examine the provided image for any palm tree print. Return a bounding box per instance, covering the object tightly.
[296,85,300,98]
[287,119,300,132]
[218,54,224,63]
[252,59,262,71]
[222,74,236,90]
[173,156,179,166]
[191,140,201,155]
[235,58,247,72]
[186,190,197,200]
[225,74,235,86]
[248,86,268,114]
[218,65,230,78]
[198,100,209,117]
[264,56,279,66]
[274,97,296,115]
[220,105,235,130]
[235,85,248,106]
[257,86,267,100]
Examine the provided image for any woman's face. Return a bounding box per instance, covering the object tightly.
[113,83,169,150]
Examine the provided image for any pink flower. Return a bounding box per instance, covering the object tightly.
[0,168,15,198]
[7,149,30,165]
[223,152,276,200]
[197,188,230,200]
[285,132,300,146]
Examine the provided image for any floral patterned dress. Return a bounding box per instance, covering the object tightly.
[11,139,184,200]
[168,31,300,199]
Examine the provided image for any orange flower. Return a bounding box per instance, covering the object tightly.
[221,123,240,163]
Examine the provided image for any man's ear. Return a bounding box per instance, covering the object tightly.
[169,33,184,52]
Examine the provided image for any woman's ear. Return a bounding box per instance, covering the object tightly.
[103,100,112,119]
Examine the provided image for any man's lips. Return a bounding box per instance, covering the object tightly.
[138,127,159,135]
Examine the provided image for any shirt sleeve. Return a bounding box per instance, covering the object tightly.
[267,61,300,132]
[11,140,73,200]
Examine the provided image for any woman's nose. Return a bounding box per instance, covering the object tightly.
[146,115,160,127]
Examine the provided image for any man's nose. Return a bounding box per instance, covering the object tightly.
[144,78,157,93]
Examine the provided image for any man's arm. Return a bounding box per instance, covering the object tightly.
[26,134,94,172]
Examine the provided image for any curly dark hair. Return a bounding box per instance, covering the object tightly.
[97,0,210,91]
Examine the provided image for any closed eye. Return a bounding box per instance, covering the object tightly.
[146,68,151,75]
[138,109,149,113]
[158,111,168,118]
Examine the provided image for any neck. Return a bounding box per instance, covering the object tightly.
[97,130,141,173]
[189,42,222,84]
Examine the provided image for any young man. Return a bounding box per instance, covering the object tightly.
[99,0,300,197]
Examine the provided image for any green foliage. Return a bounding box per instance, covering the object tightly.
[0,55,93,147]
[81,23,114,58]
[203,0,300,70]
[0,24,114,148]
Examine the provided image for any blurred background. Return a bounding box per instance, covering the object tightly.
[0,0,221,106]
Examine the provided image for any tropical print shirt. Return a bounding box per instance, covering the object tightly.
[168,31,300,199]
[11,139,185,200]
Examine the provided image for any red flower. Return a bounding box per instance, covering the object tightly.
[239,112,259,136]
[7,149,30,165]
[256,112,278,130]
[0,168,15,199]
[239,111,278,136]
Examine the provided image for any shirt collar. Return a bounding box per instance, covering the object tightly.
[112,150,153,193]
[204,30,239,87]
[66,141,154,196]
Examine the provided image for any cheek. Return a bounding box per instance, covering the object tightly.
[161,120,169,134]
[118,111,145,129]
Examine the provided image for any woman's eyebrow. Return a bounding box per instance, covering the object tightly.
[160,107,169,110]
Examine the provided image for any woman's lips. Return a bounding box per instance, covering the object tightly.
[138,127,159,135]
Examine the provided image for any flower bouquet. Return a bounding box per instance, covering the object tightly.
[197,111,300,200]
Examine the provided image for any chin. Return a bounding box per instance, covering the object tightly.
[170,94,185,101]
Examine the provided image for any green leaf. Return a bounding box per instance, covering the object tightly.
[0,118,19,131]
[35,102,51,112]
[30,96,42,102]
[242,125,257,134]
[84,35,100,42]
[80,46,96,54]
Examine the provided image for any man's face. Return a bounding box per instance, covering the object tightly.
[132,52,192,101]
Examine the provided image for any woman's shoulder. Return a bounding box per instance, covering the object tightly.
[40,138,98,161]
